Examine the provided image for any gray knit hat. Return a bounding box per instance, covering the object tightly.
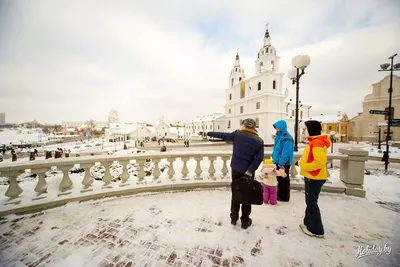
[242,118,256,130]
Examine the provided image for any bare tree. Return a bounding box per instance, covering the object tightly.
[85,120,96,132]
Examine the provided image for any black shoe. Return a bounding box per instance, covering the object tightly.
[241,218,252,229]
[231,219,237,226]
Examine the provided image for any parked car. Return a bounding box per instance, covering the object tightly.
[85,144,92,148]
[74,146,81,149]
[95,143,101,146]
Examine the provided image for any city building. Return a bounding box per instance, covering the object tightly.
[184,113,225,140]
[349,74,400,142]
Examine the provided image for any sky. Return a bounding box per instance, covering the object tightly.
[0,0,399,124]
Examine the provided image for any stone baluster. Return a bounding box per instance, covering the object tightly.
[58,165,73,196]
[80,163,94,192]
[167,157,176,180]
[194,156,203,180]
[290,160,298,180]
[220,156,230,179]
[208,156,216,180]
[4,171,23,204]
[32,168,48,200]
[119,161,130,187]
[152,159,161,182]
[181,157,189,181]
[137,159,146,184]
[102,162,113,188]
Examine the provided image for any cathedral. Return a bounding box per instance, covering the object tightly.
[185,25,311,145]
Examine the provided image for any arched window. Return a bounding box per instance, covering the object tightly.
[272,80,276,89]
[240,119,243,125]
[258,82,261,91]
[260,62,264,72]
[239,77,242,81]
[255,118,259,128]
[266,48,269,53]
[231,78,234,86]
[240,82,246,98]
[228,121,231,129]
[229,93,232,100]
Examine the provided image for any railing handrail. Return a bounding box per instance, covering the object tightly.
[0,150,349,173]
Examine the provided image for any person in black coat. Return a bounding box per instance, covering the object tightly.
[207,118,264,229]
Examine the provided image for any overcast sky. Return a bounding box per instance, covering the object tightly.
[0,0,399,124]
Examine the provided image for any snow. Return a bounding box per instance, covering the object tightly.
[0,177,399,266]
[360,145,400,159]
[0,130,46,144]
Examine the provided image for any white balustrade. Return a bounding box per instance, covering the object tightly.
[220,156,229,179]
[208,156,217,180]
[194,156,203,180]
[80,163,94,192]
[152,159,161,182]
[4,171,23,204]
[0,150,368,212]
[119,161,130,187]
[181,157,189,181]
[167,157,176,180]
[136,160,146,184]
[102,162,113,188]
[32,168,48,199]
[58,165,74,196]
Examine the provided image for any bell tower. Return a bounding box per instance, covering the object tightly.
[228,49,245,88]
[255,24,280,74]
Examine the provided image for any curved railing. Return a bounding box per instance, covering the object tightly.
[0,148,368,216]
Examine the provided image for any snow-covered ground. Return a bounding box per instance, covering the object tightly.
[0,173,399,267]
[0,130,47,144]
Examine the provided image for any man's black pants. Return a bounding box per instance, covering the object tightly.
[230,169,254,224]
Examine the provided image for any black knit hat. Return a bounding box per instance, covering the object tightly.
[304,120,322,136]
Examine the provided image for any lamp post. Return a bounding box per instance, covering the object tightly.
[374,126,382,150]
[288,55,311,152]
[330,131,335,168]
[378,53,399,171]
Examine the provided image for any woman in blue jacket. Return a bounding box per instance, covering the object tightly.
[272,120,294,202]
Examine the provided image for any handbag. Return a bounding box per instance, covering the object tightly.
[232,178,264,205]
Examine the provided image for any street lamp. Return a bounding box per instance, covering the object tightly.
[329,131,335,168]
[374,126,382,150]
[288,54,311,152]
[378,53,400,171]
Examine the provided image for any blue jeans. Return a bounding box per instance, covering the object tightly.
[304,178,326,235]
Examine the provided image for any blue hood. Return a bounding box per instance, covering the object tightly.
[273,120,288,133]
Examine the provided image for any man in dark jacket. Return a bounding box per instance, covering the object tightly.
[207,118,264,229]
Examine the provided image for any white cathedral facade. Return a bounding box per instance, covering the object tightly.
[185,25,311,145]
